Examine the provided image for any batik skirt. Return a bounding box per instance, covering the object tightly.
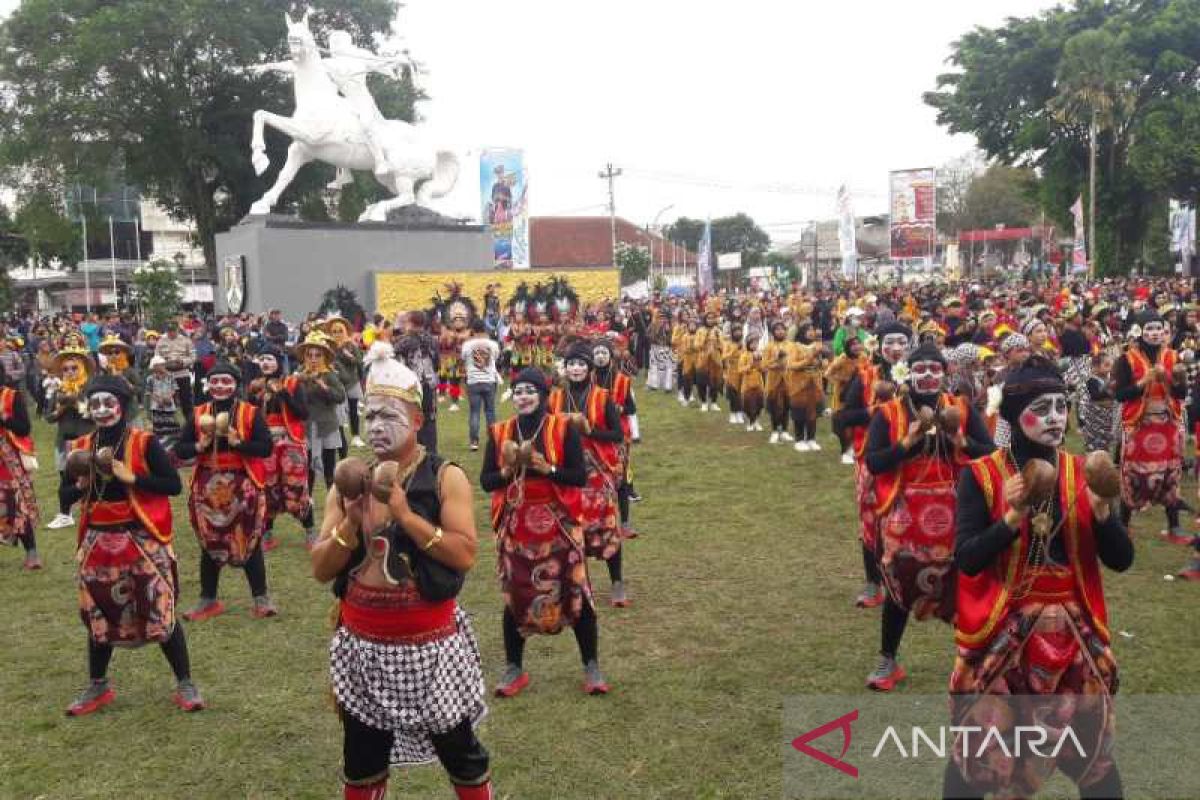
[647,344,676,391]
[189,466,267,567]
[77,525,177,646]
[496,492,590,637]
[1079,397,1118,455]
[948,600,1117,797]
[0,444,37,547]
[263,429,310,521]
[331,605,487,767]
[854,462,878,552]
[878,479,957,623]
[1120,418,1182,512]
[580,449,622,561]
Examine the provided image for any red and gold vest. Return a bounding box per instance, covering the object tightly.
[958,450,1110,651]
[193,400,266,487]
[548,386,622,473]
[488,414,580,529]
[607,372,633,442]
[1121,345,1180,426]
[0,387,34,456]
[73,429,173,545]
[850,361,880,458]
[873,393,970,515]
[264,375,306,444]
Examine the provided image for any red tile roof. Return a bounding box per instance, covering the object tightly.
[530,216,696,269]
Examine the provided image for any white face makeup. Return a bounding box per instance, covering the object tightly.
[1019,392,1068,448]
[564,358,590,383]
[881,334,909,364]
[1143,321,1167,346]
[511,383,541,416]
[364,395,416,458]
[592,346,611,368]
[255,354,279,375]
[87,391,122,428]
[208,374,237,400]
[910,360,945,394]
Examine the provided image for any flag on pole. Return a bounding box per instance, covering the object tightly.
[697,218,713,294]
[836,184,857,280]
[1071,196,1088,274]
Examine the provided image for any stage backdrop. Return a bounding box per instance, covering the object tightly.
[480,148,530,269]
[375,269,618,321]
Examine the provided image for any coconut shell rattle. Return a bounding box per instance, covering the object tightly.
[371,461,400,503]
[333,457,370,501]
[1084,451,1121,499]
[1020,458,1057,507]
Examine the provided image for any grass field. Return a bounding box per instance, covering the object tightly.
[0,383,1195,799]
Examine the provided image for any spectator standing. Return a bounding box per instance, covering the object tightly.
[461,318,500,451]
[154,320,197,421]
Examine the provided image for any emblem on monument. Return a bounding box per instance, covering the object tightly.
[224,255,246,312]
[247,9,459,222]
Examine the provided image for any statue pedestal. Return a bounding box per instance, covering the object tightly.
[214,213,493,319]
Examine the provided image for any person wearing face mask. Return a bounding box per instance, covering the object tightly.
[312,342,491,800]
[763,321,794,444]
[837,322,912,609]
[0,360,39,570]
[248,346,315,550]
[549,343,629,606]
[1112,310,1189,539]
[863,340,995,691]
[481,368,606,698]
[592,338,640,543]
[45,347,97,531]
[174,361,277,622]
[64,376,203,716]
[945,356,1132,800]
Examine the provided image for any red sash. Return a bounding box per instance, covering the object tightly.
[609,372,633,442]
[1121,346,1180,427]
[548,387,622,473]
[0,388,34,456]
[488,414,580,531]
[873,394,969,514]
[192,401,266,487]
[276,375,306,443]
[850,361,879,458]
[957,451,1110,651]
[74,429,173,545]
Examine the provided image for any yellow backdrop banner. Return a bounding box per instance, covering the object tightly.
[374,269,619,321]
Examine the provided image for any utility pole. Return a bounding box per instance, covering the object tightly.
[598,163,623,268]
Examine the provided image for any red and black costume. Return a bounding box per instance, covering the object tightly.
[0,381,39,568]
[249,352,314,546]
[836,351,884,607]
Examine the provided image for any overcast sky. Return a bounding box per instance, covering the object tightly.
[0,0,1054,244]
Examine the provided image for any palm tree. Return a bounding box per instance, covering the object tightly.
[1049,29,1138,276]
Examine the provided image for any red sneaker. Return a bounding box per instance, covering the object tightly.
[1160,529,1194,545]
[855,584,884,609]
[583,661,610,695]
[1179,558,1200,581]
[251,596,279,618]
[620,526,639,540]
[182,600,226,622]
[22,554,43,571]
[172,680,206,712]
[866,657,906,692]
[494,667,529,698]
[66,683,115,717]
[262,535,279,553]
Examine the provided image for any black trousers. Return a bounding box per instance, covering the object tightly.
[342,712,489,786]
[175,376,194,421]
[199,546,268,599]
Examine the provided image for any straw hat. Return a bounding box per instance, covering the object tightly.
[294,331,334,361]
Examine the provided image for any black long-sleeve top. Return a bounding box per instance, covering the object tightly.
[1085,376,1114,403]
[0,390,31,437]
[566,383,624,443]
[480,411,587,492]
[954,446,1134,577]
[836,371,871,430]
[1112,342,1188,402]
[260,379,309,420]
[62,423,183,510]
[864,399,994,476]
[593,368,637,416]
[172,398,273,460]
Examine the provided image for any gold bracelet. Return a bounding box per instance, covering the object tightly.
[332,523,352,550]
[423,526,444,551]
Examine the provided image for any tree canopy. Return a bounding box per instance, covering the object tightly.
[664,213,771,268]
[0,0,414,269]
[924,0,1200,274]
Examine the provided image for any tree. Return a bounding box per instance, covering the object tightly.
[0,1,412,269]
[711,213,771,268]
[615,242,650,286]
[959,166,1040,231]
[663,217,706,251]
[936,151,985,234]
[132,260,185,330]
[13,187,80,270]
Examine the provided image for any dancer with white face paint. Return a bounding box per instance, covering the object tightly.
[948,355,1132,799]
[0,359,40,569]
[65,375,203,716]
[863,340,995,691]
[482,368,611,698]
[1111,310,1190,539]
[173,361,278,622]
[592,338,640,540]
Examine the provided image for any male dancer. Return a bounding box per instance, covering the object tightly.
[0,362,40,569]
[175,362,277,621]
[946,356,1131,799]
[864,341,993,690]
[482,368,608,697]
[549,344,628,606]
[65,375,203,715]
[312,344,491,800]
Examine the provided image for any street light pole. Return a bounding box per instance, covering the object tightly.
[650,203,674,287]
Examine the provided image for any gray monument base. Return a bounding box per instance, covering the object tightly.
[215,212,494,319]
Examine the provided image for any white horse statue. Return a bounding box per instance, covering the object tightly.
[248,11,458,222]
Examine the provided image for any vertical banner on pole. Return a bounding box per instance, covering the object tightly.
[697,218,713,295]
[888,168,936,263]
[836,184,857,281]
[1071,195,1089,274]
[480,148,530,269]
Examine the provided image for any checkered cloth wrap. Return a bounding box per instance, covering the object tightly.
[330,605,487,766]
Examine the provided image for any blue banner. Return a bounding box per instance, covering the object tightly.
[480,149,529,269]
